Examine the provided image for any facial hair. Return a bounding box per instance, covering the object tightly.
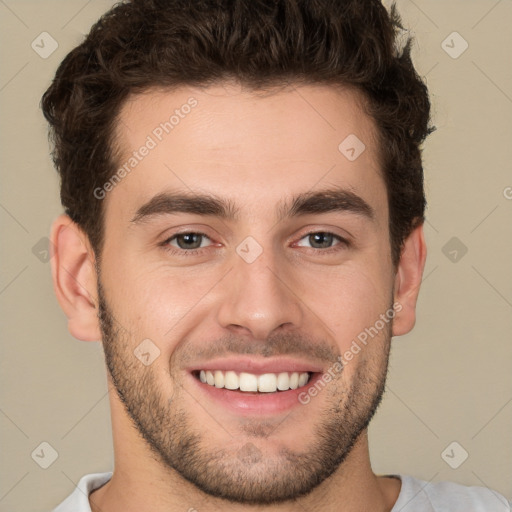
[97,277,392,505]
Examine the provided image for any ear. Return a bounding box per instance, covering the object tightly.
[392,223,427,337]
[50,214,102,342]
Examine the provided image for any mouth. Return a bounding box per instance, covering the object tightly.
[192,369,313,393]
[186,358,324,415]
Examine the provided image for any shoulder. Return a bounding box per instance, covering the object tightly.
[391,474,511,512]
[52,472,113,512]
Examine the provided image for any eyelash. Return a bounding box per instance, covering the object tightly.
[160,230,350,257]
[160,231,212,257]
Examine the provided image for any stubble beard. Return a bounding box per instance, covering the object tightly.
[97,278,392,505]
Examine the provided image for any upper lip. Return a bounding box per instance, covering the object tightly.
[186,356,325,375]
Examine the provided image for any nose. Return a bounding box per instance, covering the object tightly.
[216,246,304,340]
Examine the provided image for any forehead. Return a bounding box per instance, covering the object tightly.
[107,82,386,224]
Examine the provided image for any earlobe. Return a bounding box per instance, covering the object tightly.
[392,223,427,337]
[50,214,102,342]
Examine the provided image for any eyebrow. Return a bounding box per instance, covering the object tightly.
[130,187,375,225]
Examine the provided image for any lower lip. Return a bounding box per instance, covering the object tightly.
[187,372,322,415]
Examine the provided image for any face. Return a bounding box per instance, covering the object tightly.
[97,82,397,504]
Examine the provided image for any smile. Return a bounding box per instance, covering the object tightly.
[195,370,312,393]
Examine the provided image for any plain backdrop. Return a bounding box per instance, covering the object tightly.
[0,1,511,510]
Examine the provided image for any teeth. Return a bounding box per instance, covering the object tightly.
[239,372,258,392]
[224,370,239,390]
[298,372,308,387]
[258,373,277,393]
[276,372,289,391]
[197,370,311,392]
[214,370,224,388]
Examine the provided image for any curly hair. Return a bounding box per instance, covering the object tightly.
[41,0,434,268]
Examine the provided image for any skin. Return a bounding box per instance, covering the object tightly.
[50,82,426,511]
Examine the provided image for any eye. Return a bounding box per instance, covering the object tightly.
[295,231,348,251]
[163,232,213,252]
[160,230,349,257]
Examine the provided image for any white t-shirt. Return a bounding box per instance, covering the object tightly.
[52,472,511,511]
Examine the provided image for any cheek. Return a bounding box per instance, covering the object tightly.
[101,234,394,359]
[104,262,222,348]
[301,258,393,350]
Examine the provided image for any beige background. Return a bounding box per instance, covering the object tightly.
[0,0,511,510]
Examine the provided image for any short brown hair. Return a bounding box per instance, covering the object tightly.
[42,0,434,267]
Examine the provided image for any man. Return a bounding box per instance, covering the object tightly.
[42,0,510,510]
